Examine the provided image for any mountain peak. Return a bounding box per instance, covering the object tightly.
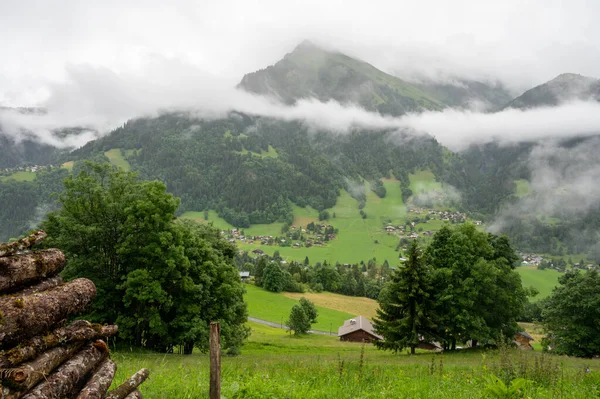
[504,73,598,109]
[238,42,443,115]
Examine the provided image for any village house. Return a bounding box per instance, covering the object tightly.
[514,331,534,350]
[338,316,383,343]
[239,271,250,282]
[251,248,265,255]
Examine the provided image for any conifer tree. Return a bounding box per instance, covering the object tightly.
[374,240,435,354]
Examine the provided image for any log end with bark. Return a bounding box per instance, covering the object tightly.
[105,369,149,399]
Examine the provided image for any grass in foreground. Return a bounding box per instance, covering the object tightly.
[114,321,600,399]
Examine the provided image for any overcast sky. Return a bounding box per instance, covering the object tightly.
[2,0,599,105]
[1,0,599,149]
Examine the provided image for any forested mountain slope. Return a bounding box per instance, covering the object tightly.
[71,113,444,227]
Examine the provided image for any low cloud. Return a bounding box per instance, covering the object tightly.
[489,137,600,233]
[2,57,600,154]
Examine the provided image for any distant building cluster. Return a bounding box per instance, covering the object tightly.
[0,164,64,178]
[221,223,338,249]
[520,252,544,266]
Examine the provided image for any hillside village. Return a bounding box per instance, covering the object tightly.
[223,222,339,249]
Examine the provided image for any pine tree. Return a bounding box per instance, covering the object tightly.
[373,240,435,354]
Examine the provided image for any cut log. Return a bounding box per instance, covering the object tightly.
[18,276,63,296]
[124,390,142,399]
[0,250,65,294]
[0,231,47,258]
[75,359,117,399]
[0,278,97,349]
[105,369,149,399]
[0,341,85,398]
[20,340,109,399]
[0,320,117,368]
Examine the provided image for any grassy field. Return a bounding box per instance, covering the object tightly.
[282,290,379,320]
[235,145,279,158]
[517,266,561,300]
[104,149,131,171]
[0,171,36,182]
[409,170,442,194]
[515,179,531,197]
[244,285,353,332]
[114,320,600,398]
[61,161,75,170]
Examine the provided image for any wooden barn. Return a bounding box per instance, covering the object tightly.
[338,316,383,343]
[514,331,534,350]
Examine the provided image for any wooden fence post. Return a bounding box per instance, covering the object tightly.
[210,322,221,399]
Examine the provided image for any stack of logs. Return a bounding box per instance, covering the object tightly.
[0,231,149,398]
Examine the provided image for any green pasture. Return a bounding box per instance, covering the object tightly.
[515,179,531,197]
[235,144,279,158]
[244,284,353,332]
[0,171,36,182]
[104,149,131,171]
[409,170,442,194]
[517,266,561,300]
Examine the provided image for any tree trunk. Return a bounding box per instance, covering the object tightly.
[124,390,142,399]
[451,339,456,351]
[0,320,117,368]
[20,341,109,399]
[18,276,63,296]
[105,369,149,399]
[183,341,193,355]
[75,359,117,399]
[471,340,478,348]
[0,231,47,258]
[0,342,85,398]
[410,345,415,355]
[0,278,97,349]
[0,249,65,294]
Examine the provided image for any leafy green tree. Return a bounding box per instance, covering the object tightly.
[318,210,329,221]
[263,262,285,292]
[374,240,435,354]
[299,297,318,324]
[254,256,267,286]
[287,304,310,335]
[42,163,249,354]
[426,224,526,349]
[543,270,600,357]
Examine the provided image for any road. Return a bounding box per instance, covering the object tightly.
[248,316,337,336]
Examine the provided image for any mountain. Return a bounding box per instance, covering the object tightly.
[504,73,599,109]
[413,78,513,110]
[238,41,444,116]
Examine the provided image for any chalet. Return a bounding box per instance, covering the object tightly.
[338,316,383,343]
[385,225,395,232]
[514,331,534,350]
[239,271,250,282]
[251,249,265,255]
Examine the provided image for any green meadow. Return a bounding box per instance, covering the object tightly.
[104,149,131,171]
[244,284,353,332]
[113,320,600,398]
[517,266,561,300]
[0,171,36,182]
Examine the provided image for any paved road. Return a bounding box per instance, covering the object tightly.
[248,316,337,336]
